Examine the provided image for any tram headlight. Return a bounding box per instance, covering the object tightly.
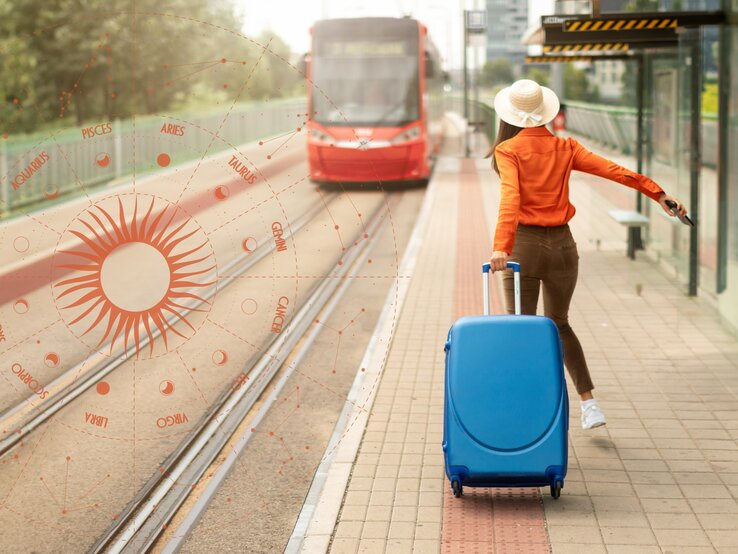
[310,128,334,143]
[391,126,421,144]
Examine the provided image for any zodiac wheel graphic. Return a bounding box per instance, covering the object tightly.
[51,193,217,358]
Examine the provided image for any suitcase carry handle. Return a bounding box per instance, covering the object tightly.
[482,262,521,316]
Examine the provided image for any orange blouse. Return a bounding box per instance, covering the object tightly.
[493,127,664,254]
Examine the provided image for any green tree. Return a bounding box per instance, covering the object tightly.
[624,0,658,11]
[0,0,300,134]
[481,58,514,87]
[522,67,550,87]
[0,1,39,133]
[625,0,683,10]
[563,64,600,103]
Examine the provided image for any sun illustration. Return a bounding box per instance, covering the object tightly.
[52,194,217,358]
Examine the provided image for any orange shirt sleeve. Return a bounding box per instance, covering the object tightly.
[493,147,520,254]
[571,139,664,201]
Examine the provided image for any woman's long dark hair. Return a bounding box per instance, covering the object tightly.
[485,120,524,175]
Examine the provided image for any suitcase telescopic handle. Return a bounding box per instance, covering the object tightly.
[482,262,521,316]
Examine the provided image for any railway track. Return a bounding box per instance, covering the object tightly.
[88,194,396,553]
[0,194,336,457]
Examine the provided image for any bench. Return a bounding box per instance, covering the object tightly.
[608,210,649,260]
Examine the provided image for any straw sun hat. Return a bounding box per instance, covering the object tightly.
[493,79,560,128]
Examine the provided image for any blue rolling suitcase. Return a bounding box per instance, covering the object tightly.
[443,261,569,499]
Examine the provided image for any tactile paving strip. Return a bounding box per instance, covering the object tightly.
[441,159,551,554]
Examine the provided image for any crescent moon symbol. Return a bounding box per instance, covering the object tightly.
[242,237,257,253]
[45,185,60,199]
[159,380,175,395]
[96,153,111,168]
[214,185,229,201]
[14,299,29,314]
[212,349,228,365]
[44,353,60,367]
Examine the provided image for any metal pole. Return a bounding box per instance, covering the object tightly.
[627,53,646,257]
[473,30,480,155]
[463,10,470,157]
[688,30,701,297]
[716,23,729,294]
[591,0,601,17]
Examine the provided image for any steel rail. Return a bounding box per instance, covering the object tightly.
[0,195,335,458]
[90,195,393,554]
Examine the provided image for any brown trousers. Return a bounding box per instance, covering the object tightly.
[501,224,595,395]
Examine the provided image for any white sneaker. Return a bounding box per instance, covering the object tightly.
[581,399,607,429]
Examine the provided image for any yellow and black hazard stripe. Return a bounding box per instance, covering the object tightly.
[526,56,595,63]
[543,43,630,53]
[564,17,677,32]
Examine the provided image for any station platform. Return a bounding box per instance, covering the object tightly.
[293,137,738,554]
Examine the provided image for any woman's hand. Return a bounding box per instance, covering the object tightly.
[489,251,509,273]
[658,193,687,217]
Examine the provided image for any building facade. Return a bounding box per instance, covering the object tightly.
[485,0,529,66]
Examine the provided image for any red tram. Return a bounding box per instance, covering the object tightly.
[305,17,444,184]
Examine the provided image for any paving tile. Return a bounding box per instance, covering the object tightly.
[583,469,631,483]
[705,529,738,548]
[361,521,389,540]
[385,539,413,554]
[587,483,636,497]
[365,506,392,522]
[633,484,684,499]
[335,521,364,539]
[331,538,359,554]
[391,506,417,523]
[412,539,440,552]
[552,544,606,554]
[672,472,723,485]
[639,498,694,513]
[416,506,442,524]
[340,505,368,521]
[594,510,650,528]
[369,491,395,507]
[599,525,659,546]
[544,509,598,526]
[695,512,738,530]
[388,521,416,540]
[414,522,441,540]
[591,495,644,512]
[646,512,701,530]
[357,539,386,554]
[662,546,717,554]
[680,484,732,499]
[605,546,662,554]
[688,498,738,514]
[654,529,711,547]
[627,471,676,485]
[548,525,604,544]
[622,459,670,472]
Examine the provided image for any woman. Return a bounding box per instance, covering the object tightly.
[487,79,687,429]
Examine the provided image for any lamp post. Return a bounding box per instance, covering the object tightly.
[463,9,487,157]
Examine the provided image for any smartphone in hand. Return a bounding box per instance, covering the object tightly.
[665,200,694,227]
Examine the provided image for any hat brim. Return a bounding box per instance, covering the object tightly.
[494,85,560,128]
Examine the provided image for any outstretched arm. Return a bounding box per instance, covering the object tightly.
[571,139,687,217]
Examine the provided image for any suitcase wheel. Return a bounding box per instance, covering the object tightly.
[550,478,563,499]
[451,478,463,498]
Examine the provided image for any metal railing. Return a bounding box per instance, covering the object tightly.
[445,95,498,148]
[564,100,718,167]
[0,98,306,215]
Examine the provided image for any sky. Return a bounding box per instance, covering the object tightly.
[236,0,555,70]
